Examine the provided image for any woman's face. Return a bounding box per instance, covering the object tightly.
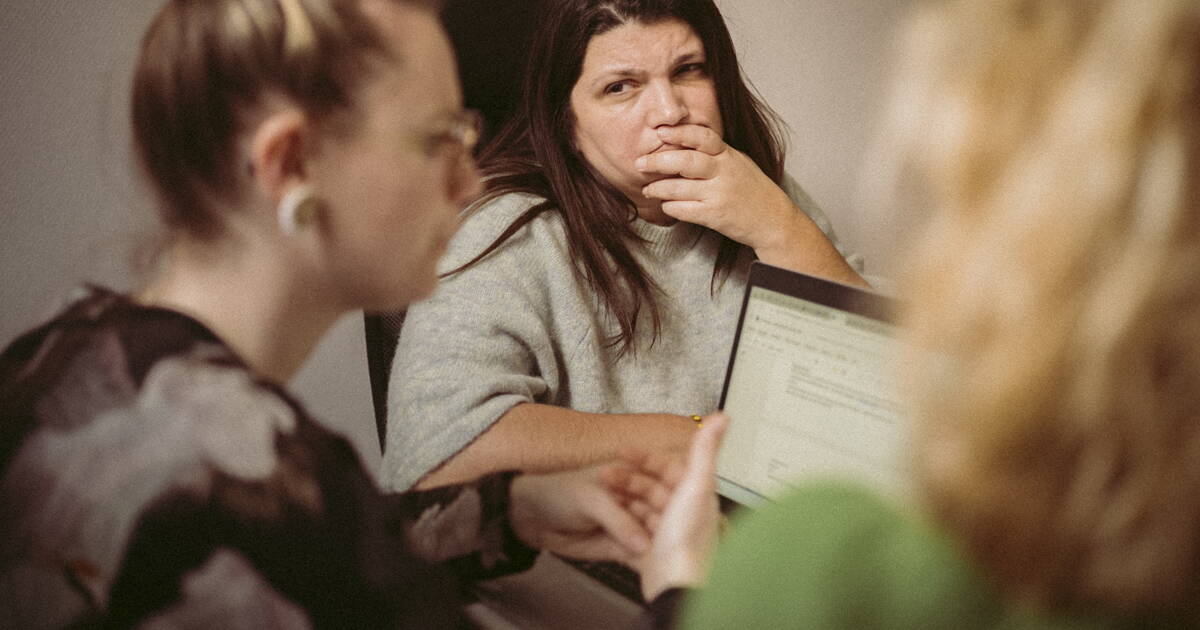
[308,1,480,311]
[569,18,723,209]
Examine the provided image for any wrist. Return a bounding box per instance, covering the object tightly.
[753,207,819,259]
[745,183,804,247]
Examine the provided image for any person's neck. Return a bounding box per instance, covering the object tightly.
[137,236,342,385]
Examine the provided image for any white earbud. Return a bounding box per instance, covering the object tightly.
[277,184,318,235]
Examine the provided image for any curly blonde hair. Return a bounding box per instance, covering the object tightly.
[888,0,1200,614]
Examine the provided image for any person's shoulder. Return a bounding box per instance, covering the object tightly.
[13,288,303,471]
[732,482,903,549]
[744,483,979,587]
[441,191,568,271]
[469,190,547,221]
[1,286,220,406]
[683,482,1002,629]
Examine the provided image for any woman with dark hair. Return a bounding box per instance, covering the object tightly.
[382,0,868,491]
[0,0,713,626]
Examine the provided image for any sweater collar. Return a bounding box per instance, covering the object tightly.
[629,217,706,259]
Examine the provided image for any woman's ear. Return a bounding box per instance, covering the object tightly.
[247,109,309,201]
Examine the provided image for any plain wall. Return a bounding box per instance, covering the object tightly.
[0,1,914,477]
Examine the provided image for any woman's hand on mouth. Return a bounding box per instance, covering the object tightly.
[636,124,865,286]
[635,124,798,252]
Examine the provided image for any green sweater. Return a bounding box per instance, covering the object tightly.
[680,483,1193,629]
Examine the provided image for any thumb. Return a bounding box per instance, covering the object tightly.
[685,412,728,485]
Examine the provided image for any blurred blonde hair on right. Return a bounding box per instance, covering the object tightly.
[882,0,1200,615]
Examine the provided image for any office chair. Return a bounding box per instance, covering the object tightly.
[363,311,406,451]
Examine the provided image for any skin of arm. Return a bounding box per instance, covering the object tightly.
[416,402,698,489]
[750,192,866,288]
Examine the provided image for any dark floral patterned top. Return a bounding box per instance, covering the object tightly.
[0,287,537,628]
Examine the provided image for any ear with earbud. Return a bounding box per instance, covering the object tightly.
[277,184,319,235]
[247,109,315,236]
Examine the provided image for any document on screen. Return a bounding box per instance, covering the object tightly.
[717,286,909,506]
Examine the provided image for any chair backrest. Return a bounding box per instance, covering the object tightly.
[363,311,406,452]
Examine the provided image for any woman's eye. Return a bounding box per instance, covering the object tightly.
[675,63,706,77]
[604,81,630,95]
[420,132,452,157]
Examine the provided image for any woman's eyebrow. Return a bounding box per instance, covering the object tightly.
[585,48,706,88]
[585,66,642,90]
[592,66,642,81]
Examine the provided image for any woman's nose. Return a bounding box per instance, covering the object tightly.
[646,81,689,128]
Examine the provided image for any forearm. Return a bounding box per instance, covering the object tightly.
[754,214,869,289]
[416,403,697,489]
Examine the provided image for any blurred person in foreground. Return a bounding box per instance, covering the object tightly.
[0,0,715,626]
[664,0,1200,627]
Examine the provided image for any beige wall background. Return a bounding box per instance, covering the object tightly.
[0,1,915,476]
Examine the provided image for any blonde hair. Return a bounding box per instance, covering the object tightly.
[131,0,433,239]
[889,0,1200,614]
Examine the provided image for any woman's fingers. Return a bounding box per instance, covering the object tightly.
[642,176,705,202]
[605,465,676,510]
[632,448,689,488]
[626,498,658,526]
[636,149,716,179]
[586,489,652,555]
[659,200,709,226]
[656,124,726,155]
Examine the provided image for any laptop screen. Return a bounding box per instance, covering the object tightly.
[716,263,908,507]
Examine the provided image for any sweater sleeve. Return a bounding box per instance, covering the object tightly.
[380,193,563,491]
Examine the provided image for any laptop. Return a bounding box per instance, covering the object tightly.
[568,262,905,602]
[717,261,906,508]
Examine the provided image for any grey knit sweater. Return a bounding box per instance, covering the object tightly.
[380,179,861,491]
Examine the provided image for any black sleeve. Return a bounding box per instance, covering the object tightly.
[635,588,688,630]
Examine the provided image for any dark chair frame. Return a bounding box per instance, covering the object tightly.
[362,311,406,452]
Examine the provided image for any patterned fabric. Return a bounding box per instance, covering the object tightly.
[0,287,536,629]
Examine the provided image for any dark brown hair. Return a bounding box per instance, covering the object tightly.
[130,0,433,240]
[452,0,788,356]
